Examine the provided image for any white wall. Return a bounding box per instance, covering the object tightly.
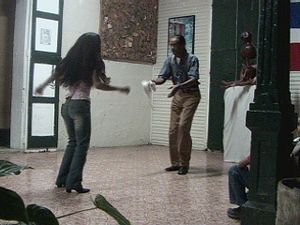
[90,61,152,147]
[58,0,152,149]
[10,0,32,149]
[151,0,212,150]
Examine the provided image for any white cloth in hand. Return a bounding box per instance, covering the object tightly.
[141,80,156,98]
[141,80,156,109]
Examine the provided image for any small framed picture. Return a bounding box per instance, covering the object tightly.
[31,103,55,136]
[35,18,59,53]
[32,63,56,97]
[36,0,60,14]
[168,15,195,55]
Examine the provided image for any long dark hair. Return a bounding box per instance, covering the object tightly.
[55,32,106,87]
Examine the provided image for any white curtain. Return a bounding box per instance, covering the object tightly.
[223,85,256,162]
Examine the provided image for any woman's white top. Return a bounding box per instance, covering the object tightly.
[66,81,91,100]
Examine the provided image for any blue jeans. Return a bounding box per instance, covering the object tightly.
[228,165,250,206]
[56,99,91,189]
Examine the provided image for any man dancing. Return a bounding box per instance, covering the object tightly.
[152,35,201,175]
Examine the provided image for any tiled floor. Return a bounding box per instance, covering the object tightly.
[0,145,239,225]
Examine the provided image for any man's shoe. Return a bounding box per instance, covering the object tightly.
[66,187,90,193]
[165,165,180,171]
[56,183,65,188]
[178,166,189,175]
[227,206,241,219]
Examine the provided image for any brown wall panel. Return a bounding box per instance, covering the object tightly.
[100,0,158,64]
[0,0,15,129]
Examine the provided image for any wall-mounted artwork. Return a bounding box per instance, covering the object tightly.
[31,103,55,136]
[168,15,195,55]
[100,0,158,64]
[35,18,58,53]
[36,0,59,14]
[32,63,56,97]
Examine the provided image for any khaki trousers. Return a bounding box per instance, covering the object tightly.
[169,89,201,167]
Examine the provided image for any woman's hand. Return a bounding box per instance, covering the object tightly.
[118,86,130,95]
[35,85,44,95]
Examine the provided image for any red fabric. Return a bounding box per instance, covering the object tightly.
[290,43,300,71]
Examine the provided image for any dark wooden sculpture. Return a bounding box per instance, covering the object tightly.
[222,31,257,88]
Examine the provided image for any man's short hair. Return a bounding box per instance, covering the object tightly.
[173,35,186,46]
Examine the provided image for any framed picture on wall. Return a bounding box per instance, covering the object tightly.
[36,0,60,14]
[168,15,195,55]
[35,18,59,53]
[32,63,56,97]
[31,103,55,136]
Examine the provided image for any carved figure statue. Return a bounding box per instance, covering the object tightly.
[222,31,257,88]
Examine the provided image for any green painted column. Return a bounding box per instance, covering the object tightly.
[241,1,298,224]
[208,0,259,151]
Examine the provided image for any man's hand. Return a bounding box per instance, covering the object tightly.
[221,80,232,86]
[238,156,251,168]
[167,84,181,98]
[152,77,165,85]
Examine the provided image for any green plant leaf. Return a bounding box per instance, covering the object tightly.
[26,204,59,225]
[93,194,131,225]
[0,160,33,177]
[0,187,29,223]
[0,223,26,225]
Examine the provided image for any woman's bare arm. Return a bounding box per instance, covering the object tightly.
[35,73,57,95]
[92,72,130,94]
